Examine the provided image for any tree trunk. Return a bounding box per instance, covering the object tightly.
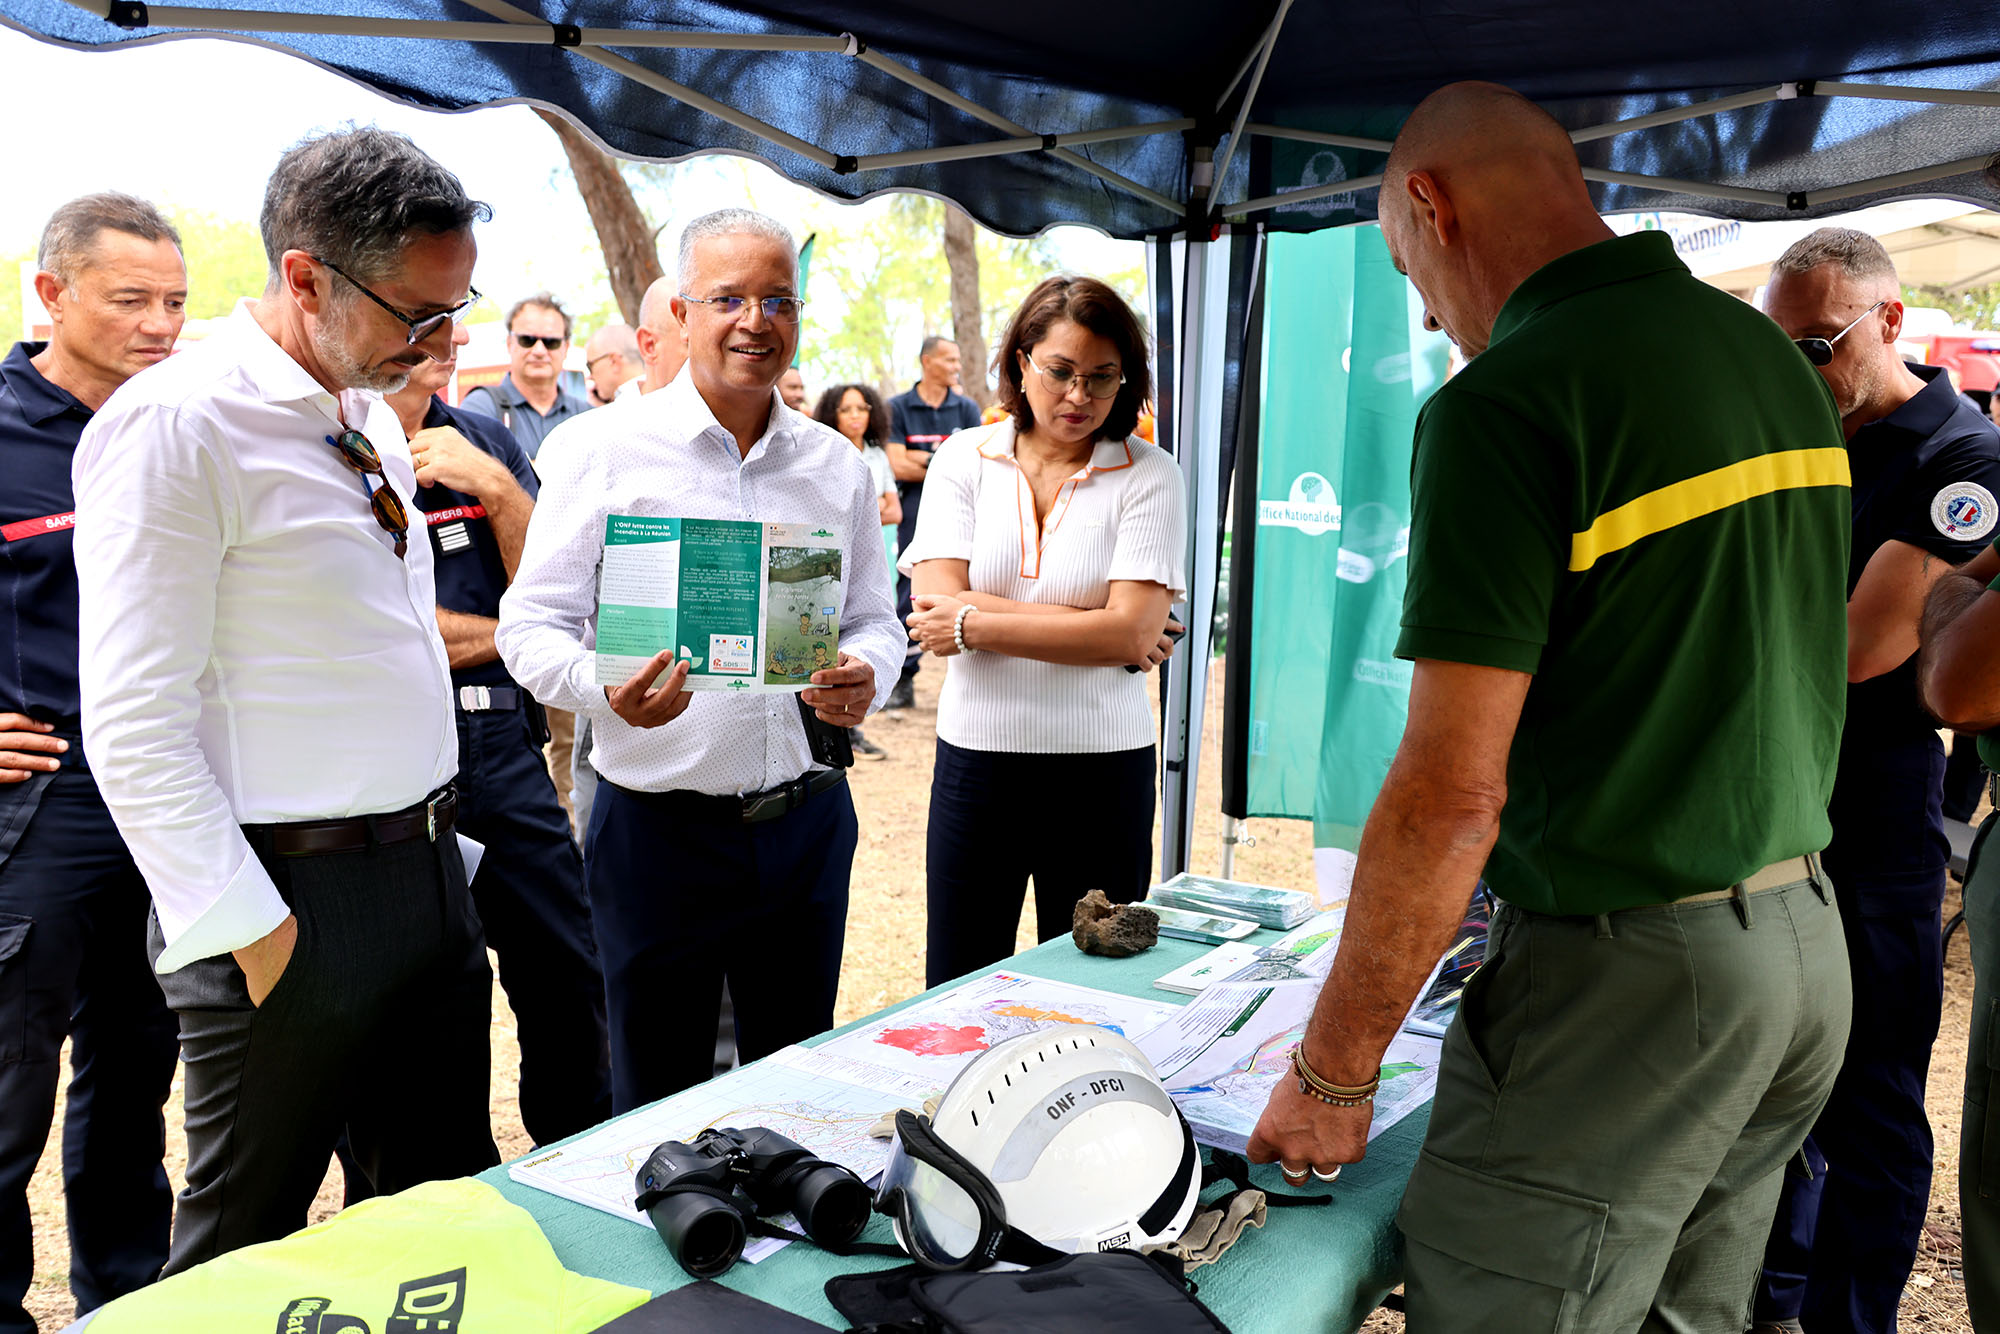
[942,205,992,408]
[535,108,662,327]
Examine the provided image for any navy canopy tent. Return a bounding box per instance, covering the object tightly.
[7,0,1999,868]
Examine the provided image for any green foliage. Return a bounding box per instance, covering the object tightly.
[1904,282,2000,332]
[1,248,27,344]
[168,209,268,318]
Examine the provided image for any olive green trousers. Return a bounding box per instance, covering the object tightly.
[1397,873,1851,1332]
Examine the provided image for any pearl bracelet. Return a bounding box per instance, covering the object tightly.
[952,604,978,654]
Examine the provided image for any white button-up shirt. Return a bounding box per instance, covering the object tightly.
[497,372,902,797]
[73,307,457,973]
[898,420,1187,754]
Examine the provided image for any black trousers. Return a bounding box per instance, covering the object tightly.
[1758,737,1948,1331]
[587,777,854,1112]
[924,740,1155,988]
[151,819,499,1275]
[0,760,177,1334]
[455,703,610,1145]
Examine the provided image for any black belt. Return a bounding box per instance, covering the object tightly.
[246,784,458,858]
[618,769,846,825]
[457,685,523,712]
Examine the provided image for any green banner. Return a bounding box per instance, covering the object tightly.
[1241,225,1451,851]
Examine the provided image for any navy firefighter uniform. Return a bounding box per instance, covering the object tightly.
[0,343,179,1333]
[1758,363,2000,1331]
[415,398,610,1146]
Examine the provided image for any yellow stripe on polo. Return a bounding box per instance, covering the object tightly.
[1569,447,1852,573]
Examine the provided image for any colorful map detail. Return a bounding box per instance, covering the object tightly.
[875,1023,988,1057]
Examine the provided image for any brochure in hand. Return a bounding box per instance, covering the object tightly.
[593,515,842,693]
[1148,873,1317,930]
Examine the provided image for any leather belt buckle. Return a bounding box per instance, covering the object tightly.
[426,790,447,842]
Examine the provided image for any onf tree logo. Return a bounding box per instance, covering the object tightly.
[1257,472,1341,537]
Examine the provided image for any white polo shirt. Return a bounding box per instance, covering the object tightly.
[900,419,1186,754]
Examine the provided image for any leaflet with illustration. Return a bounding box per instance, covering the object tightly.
[593,515,843,693]
[1137,978,1439,1154]
[1153,908,1347,995]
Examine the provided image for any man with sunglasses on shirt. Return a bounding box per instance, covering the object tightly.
[71,127,500,1271]
[1753,227,2000,1334]
[498,207,903,1110]
[461,293,589,462]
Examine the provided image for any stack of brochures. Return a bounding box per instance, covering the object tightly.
[1148,873,1317,930]
[1153,908,1346,995]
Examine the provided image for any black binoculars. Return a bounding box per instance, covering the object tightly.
[633,1126,872,1278]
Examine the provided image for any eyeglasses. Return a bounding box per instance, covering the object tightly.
[1024,351,1125,401]
[313,257,480,347]
[514,333,565,351]
[678,293,806,324]
[1794,300,1886,366]
[324,430,409,559]
[585,351,623,371]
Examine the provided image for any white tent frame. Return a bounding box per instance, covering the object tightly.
[51,0,2000,873]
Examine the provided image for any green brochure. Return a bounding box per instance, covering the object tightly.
[593,515,843,693]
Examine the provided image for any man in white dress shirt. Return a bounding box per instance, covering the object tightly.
[72,127,500,1270]
[499,209,902,1108]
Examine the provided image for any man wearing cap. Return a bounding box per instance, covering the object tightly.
[0,193,185,1334]
[1247,82,1852,1326]
[1753,228,2000,1334]
[384,325,611,1149]
[73,127,499,1268]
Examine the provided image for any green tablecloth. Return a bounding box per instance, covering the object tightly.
[479,931,1427,1332]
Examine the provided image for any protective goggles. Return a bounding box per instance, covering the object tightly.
[874,1109,1062,1272]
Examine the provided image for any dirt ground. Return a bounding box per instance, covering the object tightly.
[21,665,1981,1330]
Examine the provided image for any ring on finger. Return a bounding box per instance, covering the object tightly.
[1311,1164,1342,1183]
[1280,1162,1309,1181]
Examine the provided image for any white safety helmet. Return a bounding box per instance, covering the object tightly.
[875,1024,1202,1269]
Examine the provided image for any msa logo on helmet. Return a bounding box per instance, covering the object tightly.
[1097,1232,1132,1251]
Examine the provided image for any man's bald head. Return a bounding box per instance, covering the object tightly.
[1383,81,1582,208]
[584,323,643,404]
[635,275,687,392]
[1378,81,1610,357]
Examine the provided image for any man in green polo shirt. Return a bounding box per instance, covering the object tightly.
[1919,544,2000,1324]
[1247,81,1852,1327]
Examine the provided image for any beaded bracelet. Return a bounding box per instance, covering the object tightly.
[953,604,978,654]
[1291,1044,1380,1108]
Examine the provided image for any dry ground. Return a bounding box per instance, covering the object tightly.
[23,665,1980,1330]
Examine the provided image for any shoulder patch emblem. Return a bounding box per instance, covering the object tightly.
[1933,482,1998,542]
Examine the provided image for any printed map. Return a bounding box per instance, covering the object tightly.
[1138,979,1439,1154]
[781,972,1179,1101]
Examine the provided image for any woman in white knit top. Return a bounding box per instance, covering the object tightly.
[900,276,1187,985]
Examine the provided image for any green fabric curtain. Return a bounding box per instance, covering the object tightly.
[1240,225,1451,851]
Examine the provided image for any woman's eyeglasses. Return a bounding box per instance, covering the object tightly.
[324,430,409,559]
[1794,300,1886,367]
[1024,352,1125,400]
[314,256,480,347]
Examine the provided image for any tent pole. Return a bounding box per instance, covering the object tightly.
[1567,84,1793,142]
[850,119,1195,173]
[1209,0,1295,197]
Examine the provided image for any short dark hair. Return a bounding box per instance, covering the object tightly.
[507,292,573,341]
[813,382,891,444]
[38,193,182,284]
[993,276,1151,442]
[919,335,957,361]
[259,126,489,286]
